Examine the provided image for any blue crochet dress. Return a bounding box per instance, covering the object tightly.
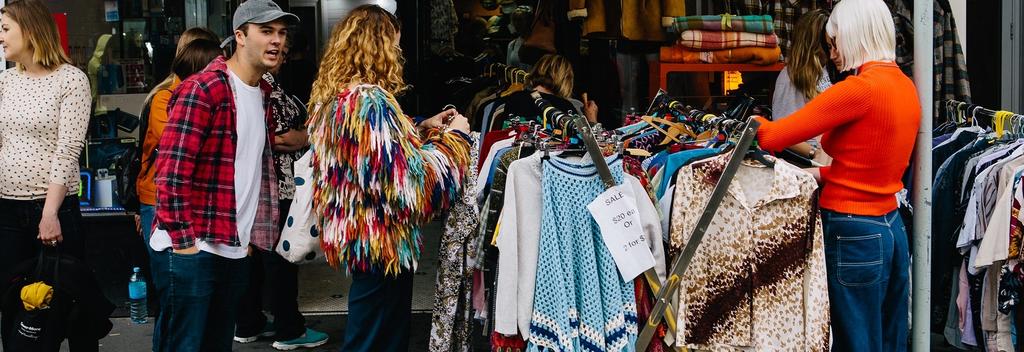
[527,154,638,352]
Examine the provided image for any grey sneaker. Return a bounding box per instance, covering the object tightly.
[234,321,275,343]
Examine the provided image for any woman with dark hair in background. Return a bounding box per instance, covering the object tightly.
[506,5,533,70]
[137,34,221,249]
[771,9,833,164]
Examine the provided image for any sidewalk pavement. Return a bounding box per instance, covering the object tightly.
[74,314,433,351]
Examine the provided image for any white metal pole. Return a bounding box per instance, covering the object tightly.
[911,0,933,350]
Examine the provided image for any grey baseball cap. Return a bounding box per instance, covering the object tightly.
[232,0,299,30]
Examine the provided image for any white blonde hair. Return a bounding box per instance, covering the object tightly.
[825,0,896,72]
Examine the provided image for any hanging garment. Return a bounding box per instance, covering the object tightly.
[942,262,967,349]
[727,0,821,57]
[430,0,459,55]
[956,143,1023,254]
[933,138,991,332]
[527,154,639,351]
[430,136,482,352]
[494,152,665,343]
[883,0,972,121]
[1012,182,1024,259]
[972,155,1024,270]
[669,154,829,351]
[483,148,521,246]
[568,0,686,41]
[476,137,516,201]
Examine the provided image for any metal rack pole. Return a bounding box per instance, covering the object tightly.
[911,0,934,349]
[530,91,616,188]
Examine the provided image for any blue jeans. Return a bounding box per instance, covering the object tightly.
[341,270,413,352]
[150,250,249,352]
[822,209,910,352]
[140,204,155,253]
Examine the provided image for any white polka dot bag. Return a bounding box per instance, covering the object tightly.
[276,149,325,264]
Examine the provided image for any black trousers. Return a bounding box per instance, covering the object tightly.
[235,200,306,340]
[0,196,95,352]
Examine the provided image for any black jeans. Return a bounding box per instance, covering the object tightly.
[0,196,93,351]
[236,200,306,340]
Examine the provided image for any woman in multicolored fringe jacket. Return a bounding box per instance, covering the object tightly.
[305,4,473,352]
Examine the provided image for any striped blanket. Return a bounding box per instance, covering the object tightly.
[669,15,774,34]
[678,30,779,50]
[660,45,782,65]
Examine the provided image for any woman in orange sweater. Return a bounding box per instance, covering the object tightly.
[136,31,219,249]
[755,0,920,350]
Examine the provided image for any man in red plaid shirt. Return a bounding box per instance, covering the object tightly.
[147,1,298,350]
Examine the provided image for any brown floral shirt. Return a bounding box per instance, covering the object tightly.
[669,154,829,351]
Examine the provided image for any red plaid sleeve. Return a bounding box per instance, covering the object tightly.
[154,79,212,249]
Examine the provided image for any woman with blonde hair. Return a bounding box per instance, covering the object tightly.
[0,0,98,349]
[755,0,919,350]
[136,29,219,249]
[498,54,598,130]
[306,5,472,351]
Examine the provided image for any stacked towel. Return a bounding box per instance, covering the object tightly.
[663,14,781,65]
[669,14,774,34]
[678,30,778,51]
[660,45,782,65]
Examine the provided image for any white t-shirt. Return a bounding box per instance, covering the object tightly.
[150,69,266,259]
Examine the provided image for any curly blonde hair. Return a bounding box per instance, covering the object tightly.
[309,5,406,113]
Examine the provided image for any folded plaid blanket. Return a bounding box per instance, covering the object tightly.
[660,45,781,65]
[669,15,774,35]
[678,30,779,50]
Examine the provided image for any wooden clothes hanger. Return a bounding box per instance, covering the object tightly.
[642,115,698,145]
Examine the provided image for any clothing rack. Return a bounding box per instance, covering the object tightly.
[530,91,617,189]
[945,99,1024,127]
[636,118,763,351]
[485,63,529,85]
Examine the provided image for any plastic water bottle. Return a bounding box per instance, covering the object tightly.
[128,267,148,324]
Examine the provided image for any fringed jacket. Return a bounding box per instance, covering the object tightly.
[308,84,472,275]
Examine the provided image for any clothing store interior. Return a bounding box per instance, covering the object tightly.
[18,0,1024,350]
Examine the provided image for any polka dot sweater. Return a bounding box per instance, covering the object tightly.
[0,65,91,200]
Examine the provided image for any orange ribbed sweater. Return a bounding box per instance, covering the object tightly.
[756,61,920,216]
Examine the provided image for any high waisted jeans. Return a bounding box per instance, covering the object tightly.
[821,209,910,352]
